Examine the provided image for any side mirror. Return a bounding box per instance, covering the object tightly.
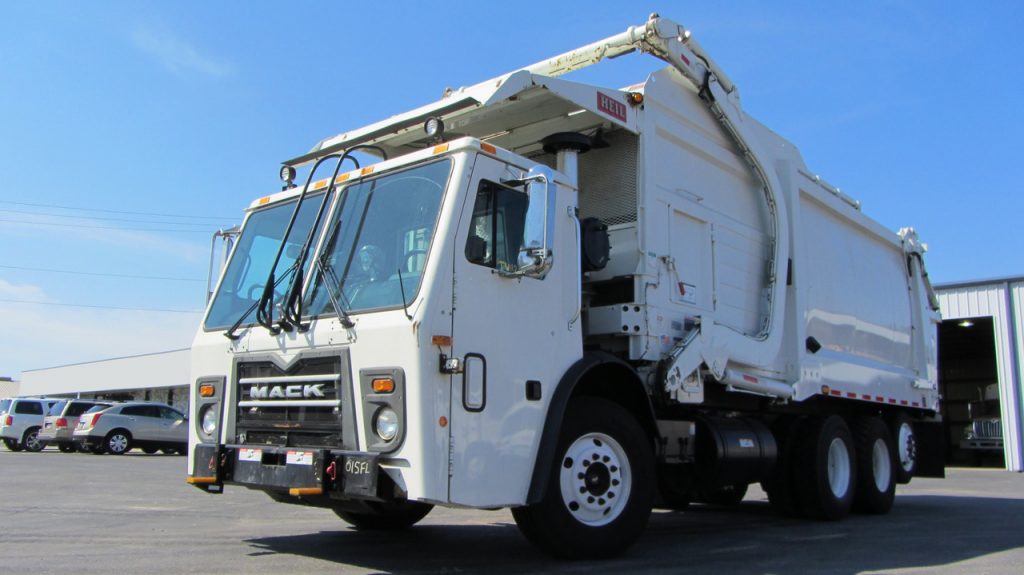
[514,165,557,279]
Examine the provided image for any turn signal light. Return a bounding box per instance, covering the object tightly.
[199,383,216,398]
[371,378,396,394]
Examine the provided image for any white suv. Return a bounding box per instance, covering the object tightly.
[1,397,61,452]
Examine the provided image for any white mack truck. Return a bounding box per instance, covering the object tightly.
[187,14,944,558]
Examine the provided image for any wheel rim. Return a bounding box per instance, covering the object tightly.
[826,437,851,498]
[897,422,916,472]
[109,435,128,453]
[25,431,41,451]
[871,438,892,491]
[558,432,631,527]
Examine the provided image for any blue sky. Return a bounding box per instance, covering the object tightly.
[1,1,1021,378]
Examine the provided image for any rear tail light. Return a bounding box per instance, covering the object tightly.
[4,415,10,426]
[81,413,102,428]
[56,418,68,428]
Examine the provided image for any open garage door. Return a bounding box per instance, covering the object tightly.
[938,316,1006,468]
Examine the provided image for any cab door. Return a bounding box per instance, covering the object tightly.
[447,155,581,507]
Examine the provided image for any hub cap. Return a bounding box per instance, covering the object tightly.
[897,422,916,472]
[826,437,851,498]
[559,432,631,527]
[109,435,128,453]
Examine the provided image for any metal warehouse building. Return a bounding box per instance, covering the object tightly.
[935,276,1024,472]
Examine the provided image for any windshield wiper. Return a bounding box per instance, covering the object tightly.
[281,144,388,332]
[315,254,355,329]
[224,268,296,340]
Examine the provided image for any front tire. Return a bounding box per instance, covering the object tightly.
[22,427,45,452]
[511,397,654,559]
[104,431,132,455]
[333,501,433,530]
[852,417,896,514]
[795,415,857,520]
[3,438,24,452]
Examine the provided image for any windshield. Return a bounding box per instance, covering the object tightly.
[205,193,328,330]
[306,159,451,317]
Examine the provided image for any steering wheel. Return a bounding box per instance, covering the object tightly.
[404,249,428,272]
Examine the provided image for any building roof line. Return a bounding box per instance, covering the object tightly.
[20,348,190,373]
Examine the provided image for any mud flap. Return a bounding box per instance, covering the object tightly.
[913,421,946,478]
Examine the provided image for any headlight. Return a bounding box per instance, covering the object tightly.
[374,407,399,442]
[200,405,219,436]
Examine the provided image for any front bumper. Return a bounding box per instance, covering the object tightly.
[187,444,384,501]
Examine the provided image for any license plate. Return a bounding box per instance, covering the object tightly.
[342,454,377,497]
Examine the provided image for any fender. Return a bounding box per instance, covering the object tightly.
[525,351,657,504]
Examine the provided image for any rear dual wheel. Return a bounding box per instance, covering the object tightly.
[511,397,654,559]
[852,417,896,514]
[794,415,857,520]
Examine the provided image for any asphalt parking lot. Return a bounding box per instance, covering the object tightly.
[1,448,1022,575]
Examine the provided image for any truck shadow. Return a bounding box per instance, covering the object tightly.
[245,495,1024,574]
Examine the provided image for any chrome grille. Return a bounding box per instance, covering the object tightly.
[234,355,350,448]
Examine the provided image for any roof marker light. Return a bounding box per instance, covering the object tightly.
[424,117,445,140]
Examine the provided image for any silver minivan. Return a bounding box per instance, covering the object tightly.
[39,399,113,452]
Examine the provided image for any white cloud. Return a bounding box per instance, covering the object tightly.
[0,299,200,379]
[0,278,50,302]
[131,27,232,78]
[0,215,211,264]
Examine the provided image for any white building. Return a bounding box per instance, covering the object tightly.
[935,276,1024,472]
[19,349,189,413]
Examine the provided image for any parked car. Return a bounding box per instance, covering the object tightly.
[1,397,61,452]
[73,402,187,455]
[38,399,113,453]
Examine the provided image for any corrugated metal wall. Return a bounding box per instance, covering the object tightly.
[937,279,1024,471]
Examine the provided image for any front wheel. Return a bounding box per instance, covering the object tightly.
[333,501,433,530]
[511,397,654,559]
[3,438,23,452]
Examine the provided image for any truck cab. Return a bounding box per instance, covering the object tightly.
[190,137,584,509]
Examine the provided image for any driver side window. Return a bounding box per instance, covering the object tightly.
[464,181,528,272]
